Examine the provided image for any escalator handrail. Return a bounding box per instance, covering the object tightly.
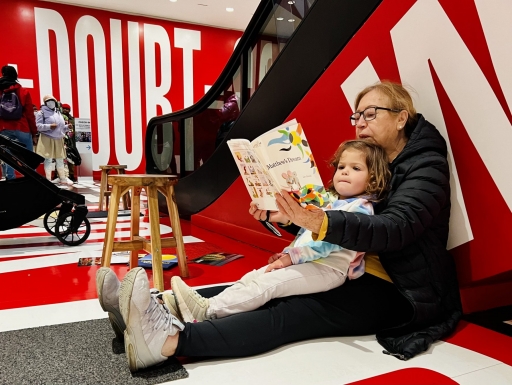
[170,0,383,216]
[145,0,276,128]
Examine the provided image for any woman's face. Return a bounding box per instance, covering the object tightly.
[354,90,403,157]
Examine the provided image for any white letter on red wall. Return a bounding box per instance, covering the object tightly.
[34,8,72,105]
[75,15,110,169]
[111,19,143,170]
[391,0,512,248]
[174,28,201,108]
[144,24,172,120]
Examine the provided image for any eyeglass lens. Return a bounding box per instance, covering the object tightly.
[350,107,377,125]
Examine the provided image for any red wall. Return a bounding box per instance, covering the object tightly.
[196,0,512,313]
[1,0,242,173]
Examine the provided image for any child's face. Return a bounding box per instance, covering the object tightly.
[333,148,369,199]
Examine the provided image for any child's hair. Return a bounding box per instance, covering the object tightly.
[327,140,391,201]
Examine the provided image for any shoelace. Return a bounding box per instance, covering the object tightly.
[146,293,184,332]
[191,289,207,306]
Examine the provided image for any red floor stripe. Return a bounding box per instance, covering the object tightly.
[347,368,459,385]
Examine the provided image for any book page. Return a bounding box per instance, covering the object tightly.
[227,139,280,210]
[251,121,330,210]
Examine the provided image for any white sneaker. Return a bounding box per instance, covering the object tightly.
[51,178,60,184]
[171,276,209,323]
[96,268,125,340]
[60,177,74,186]
[120,268,184,372]
[160,291,184,323]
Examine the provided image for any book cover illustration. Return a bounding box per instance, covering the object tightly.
[228,120,329,211]
[77,252,130,266]
[190,252,244,266]
[138,254,178,270]
[228,140,279,210]
[77,257,101,266]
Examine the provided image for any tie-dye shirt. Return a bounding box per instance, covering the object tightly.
[283,197,373,279]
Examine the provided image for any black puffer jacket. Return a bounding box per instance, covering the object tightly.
[323,115,462,360]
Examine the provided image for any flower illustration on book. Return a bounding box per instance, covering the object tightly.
[291,184,331,210]
[267,123,309,156]
[304,151,317,173]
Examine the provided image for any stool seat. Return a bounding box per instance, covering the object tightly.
[98,165,130,211]
[100,174,188,291]
[99,165,130,170]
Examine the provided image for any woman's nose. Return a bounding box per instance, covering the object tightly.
[355,115,366,128]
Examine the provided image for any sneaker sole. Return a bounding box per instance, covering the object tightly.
[119,268,142,372]
[161,292,185,323]
[96,268,125,340]
[120,267,164,373]
[171,276,196,323]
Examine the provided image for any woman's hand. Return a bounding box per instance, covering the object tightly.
[265,253,292,273]
[50,123,57,130]
[249,203,290,224]
[275,190,325,233]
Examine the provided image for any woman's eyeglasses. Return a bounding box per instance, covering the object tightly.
[350,106,400,126]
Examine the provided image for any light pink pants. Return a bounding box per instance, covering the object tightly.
[208,263,345,319]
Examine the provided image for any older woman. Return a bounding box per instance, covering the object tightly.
[98,81,461,371]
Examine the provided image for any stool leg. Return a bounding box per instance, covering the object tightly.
[98,170,107,211]
[165,184,189,278]
[147,185,165,292]
[122,190,130,210]
[129,186,142,269]
[101,184,122,267]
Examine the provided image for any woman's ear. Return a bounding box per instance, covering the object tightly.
[397,110,408,130]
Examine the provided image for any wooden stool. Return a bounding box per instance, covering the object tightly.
[100,174,189,291]
[98,165,131,211]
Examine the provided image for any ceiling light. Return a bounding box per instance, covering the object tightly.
[226,7,234,12]
[276,17,284,21]
[288,18,295,22]
[169,0,177,2]
[288,1,295,4]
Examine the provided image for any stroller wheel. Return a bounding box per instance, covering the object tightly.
[43,209,60,236]
[55,212,91,246]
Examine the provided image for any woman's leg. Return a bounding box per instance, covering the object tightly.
[55,158,65,179]
[0,130,32,179]
[43,158,53,180]
[208,263,345,318]
[175,274,413,358]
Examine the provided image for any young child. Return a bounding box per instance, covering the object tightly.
[169,139,391,322]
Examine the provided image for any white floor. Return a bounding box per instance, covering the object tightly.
[1,180,511,384]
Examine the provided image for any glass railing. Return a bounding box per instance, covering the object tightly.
[146,0,316,177]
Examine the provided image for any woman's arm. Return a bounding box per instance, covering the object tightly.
[35,112,51,132]
[323,155,450,253]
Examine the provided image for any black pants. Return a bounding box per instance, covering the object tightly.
[176,274,413,357]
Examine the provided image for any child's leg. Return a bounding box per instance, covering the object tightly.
[209,263,345,319]
[170,267,272,323]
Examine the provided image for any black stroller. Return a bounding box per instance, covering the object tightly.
[0,134,90,246]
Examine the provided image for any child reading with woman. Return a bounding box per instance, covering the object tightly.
[168,139,391,322]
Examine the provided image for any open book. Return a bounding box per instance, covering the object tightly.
[227,120,329,211]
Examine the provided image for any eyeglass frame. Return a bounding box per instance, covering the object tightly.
[349,106,401,126]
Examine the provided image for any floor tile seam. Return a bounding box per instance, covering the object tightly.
[450,362,508,378]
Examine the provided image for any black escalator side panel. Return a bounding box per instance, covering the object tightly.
[175,0,383,216]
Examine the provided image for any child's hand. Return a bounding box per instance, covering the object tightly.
[249,203,291,224]
[265,254,292,273]
[268,252,287,264]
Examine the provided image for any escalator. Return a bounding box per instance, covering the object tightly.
[145,0,382,216]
